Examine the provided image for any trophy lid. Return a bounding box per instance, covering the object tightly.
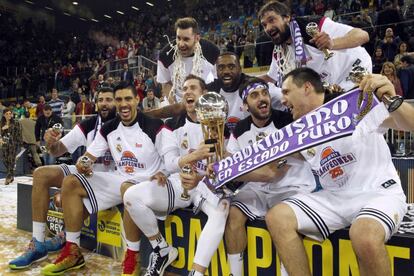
[195,92,229,122]
[348,66,369,84]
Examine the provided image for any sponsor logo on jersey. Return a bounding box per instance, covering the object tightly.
[226,116,240,133]
[317,146,356,180]
[118,151,145,174]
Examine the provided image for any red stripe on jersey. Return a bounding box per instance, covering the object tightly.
[318,17,327,32]
[157,125,172,134]
[77,123,87,139]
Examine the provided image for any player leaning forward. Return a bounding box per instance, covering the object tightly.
[40,82,172,276]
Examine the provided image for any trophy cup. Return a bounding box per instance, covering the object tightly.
[348,66,403,117]
[79,155,94,177]
[306,22,334,60]
[180,164,193,201]
[40,123,64,153]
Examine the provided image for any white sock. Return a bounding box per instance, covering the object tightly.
[149,235,168,249]
[66,231,81,246]
[32,221,46,242]
[190,270,203,276]
[126,239,141,252]
[228,253,244,276]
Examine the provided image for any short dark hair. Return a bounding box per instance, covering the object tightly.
[217,52,241,65]
[400,55,414,65]
[114,81,137,97]
[283,68,324,94]
[184,74,207,91]
[175,17,199,34]
[44,104,52,111]
[98,86,114,95]
[258,1,291,19]
[239,77,269,102]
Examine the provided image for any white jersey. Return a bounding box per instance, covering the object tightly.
[268,16,372,90]
[87,113,172,181]
[60,115,115,172]
[157,39,220,102]
[227,110,316,192]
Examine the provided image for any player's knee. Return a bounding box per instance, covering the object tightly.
[350,218,386,257]
[266,203,297,233]
[226,206,247,230]
[120,181,134,197]
[33,166,54,188]
[61,175,83,196]
[123,185,147,209]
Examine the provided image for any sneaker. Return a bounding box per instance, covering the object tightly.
[121,249,140,276]
[9,238,48,270]
[144,246,178,276]
[45,232,66,253]
[41,242,85,275]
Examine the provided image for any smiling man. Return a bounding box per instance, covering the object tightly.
[157,17,220,104]
[40,82,172,276]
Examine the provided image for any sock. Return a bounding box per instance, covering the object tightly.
[189,270,203,276]
[126,239,141,252]
[32,221,46,242]
[228,253,244,276]
[66,231,81,246]
[149,235,168,249]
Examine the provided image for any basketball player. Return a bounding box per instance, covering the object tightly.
[40,82,172,276]
[157,17,220,104]
[123,75,231,276]
[224,78,316,276]
[267,68,414,276]
[9,86,116,270]
[259,1,371,90]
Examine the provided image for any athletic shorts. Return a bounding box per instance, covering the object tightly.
[284,185,407,242]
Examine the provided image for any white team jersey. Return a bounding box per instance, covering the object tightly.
[268,17,372,90]
[301,130,401,191]
[87,114,172,181]
[219,88,249,133]
[60,115,115,172]
[157,39,220,102]
[227,110,316,192]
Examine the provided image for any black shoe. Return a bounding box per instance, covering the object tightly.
[144,246,178,276]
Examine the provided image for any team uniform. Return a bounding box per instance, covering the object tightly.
[124,112,230,269]
[75,113,171,214]
[157,39,220,102]
[227,110,316,220]
[58,115,115,176]
[284,95,407,242]
[268,16,372,90]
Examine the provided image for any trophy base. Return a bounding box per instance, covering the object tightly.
[324,52,334,60]
[180,193,191,201]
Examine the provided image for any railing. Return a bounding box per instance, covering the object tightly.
[105,55,157,79]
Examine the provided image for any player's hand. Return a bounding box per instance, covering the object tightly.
[191,142,215,162]
[151,171,168,186]
[180,171,202,191]
[44,128,62,146]
[75,156,93,176]
[359,74,396,100]
[310,31,334,50]
[168,90,177,105]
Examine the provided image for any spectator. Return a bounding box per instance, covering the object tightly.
[75,94,94,121]
[19,111,42,168]
[376,1,403,38]
[398,55,414,99]
[34,104,63,165]
[13,102,25,119]
[48,88,64,117]
[0,108,22,185]
[379,28,399,61]
[62,97,76,130]
[244,31,256,68]
[142,89,160,111]
[35,95,46,118]
[121,63,134,84]
[22,99,36,119]
[372,47,386,74]
[394,41,409,68]
[0,100,4,119]
[381,62,403,96]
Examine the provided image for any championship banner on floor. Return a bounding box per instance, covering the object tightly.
[209,88,388,188]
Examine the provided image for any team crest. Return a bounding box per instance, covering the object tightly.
[116,144,122,152]
[307,148,316,157]
[256,132,267,142]
[181,139,188,150]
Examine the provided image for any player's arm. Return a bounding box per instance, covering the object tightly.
[331,28,369,50]
[258,74,277,84]
[360,74,414,131]
[178,142,215,168]
[144,102,185,119]
[161,82,173,101]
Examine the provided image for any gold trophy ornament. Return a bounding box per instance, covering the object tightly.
[40,123,64,153]
[180,164,193,201]
[78,155,94,177]
[306,22,334,60]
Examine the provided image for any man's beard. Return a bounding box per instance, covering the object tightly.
[100,107,116,122]
[270,24,291,45]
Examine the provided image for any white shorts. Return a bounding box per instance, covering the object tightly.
[73,172,129,214]
[284,185,407,242]
[231,185,307,221]
[59,164,77,177]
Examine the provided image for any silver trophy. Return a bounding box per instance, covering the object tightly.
[41,123,64,153]
[79,155,94,177]
[306,22,334,60]
[180,164,193,201]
